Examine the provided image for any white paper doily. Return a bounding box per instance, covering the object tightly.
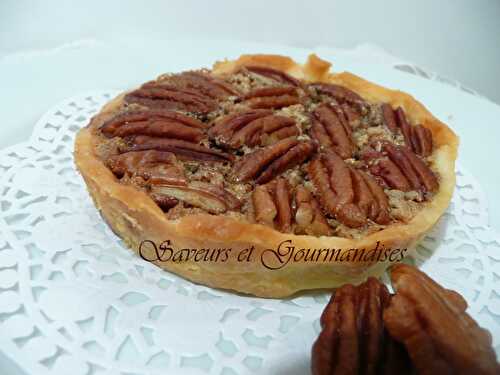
[0,91,499,375]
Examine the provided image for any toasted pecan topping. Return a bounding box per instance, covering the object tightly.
[98,65,441,236]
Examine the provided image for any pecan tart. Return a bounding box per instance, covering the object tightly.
[74,54,458,297]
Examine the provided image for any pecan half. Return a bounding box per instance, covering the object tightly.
[252,185,277,227]
[124,135,233,163]
[294,185,331,236]
[312,103,355,158]
[382,105,434,157]
[107,150,187,186]
[233,138,315,184]
[209,109,298,148]
[370,158,412,192]
[411,124,433,157]
[252,178,292,232]
[159,70,240,99]
[350,168,391,225]
[309,82,364,104]
[242,86,300,109]
[359,170,391,224]
[381,103,398,133]
[151,181,241,214]
[372,143,439,193]
[244,65,301,86]
[312,277,411,375]
[101,109,206,142]
[384,264,499,375]
[125,83,218,115]
[308,152,366,228]
[101,109,208,135]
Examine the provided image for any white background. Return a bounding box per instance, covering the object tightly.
[1,1,499,374]
[2,0,500,103]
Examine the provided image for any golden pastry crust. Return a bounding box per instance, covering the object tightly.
[74,54,458,297]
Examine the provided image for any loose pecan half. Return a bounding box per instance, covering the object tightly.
[312,103,355,159]
[124,135,233,163]
[233,138,315,184]
[370,143,438,193]
[308,151,366,228]
[312,277,411,375]
[151,181,241,214]
[101,109,207,142]
[244,65,301,86]
[252,177,292,232]
[384,264,500,375]
[294,185,331,236]
[382,105,434,157]
[242,86,300,109]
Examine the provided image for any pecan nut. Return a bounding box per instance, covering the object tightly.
[208,110,298,148]
[312,277,411,375]
[308,152,366,228]
[107,150,187,186]
[312,103,355,159]
[252,177,292,232]
[309,82,364,105]
[244,65,301,86]
[370,143,438,193]
[125,75,221,115]
[242,86,300,109]
[123,135,233,163]
[151,181,241,214]
[384,264,500,375]
[101,109,207,142]
[382,105,434,157]
[233,138,315,184]
[158,70,240,99]
[294,185,331,236]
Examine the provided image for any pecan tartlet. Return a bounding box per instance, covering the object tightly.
[311,265,499,374]
[74,54,458,297]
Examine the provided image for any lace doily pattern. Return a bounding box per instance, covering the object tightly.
[0,92,498,375]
